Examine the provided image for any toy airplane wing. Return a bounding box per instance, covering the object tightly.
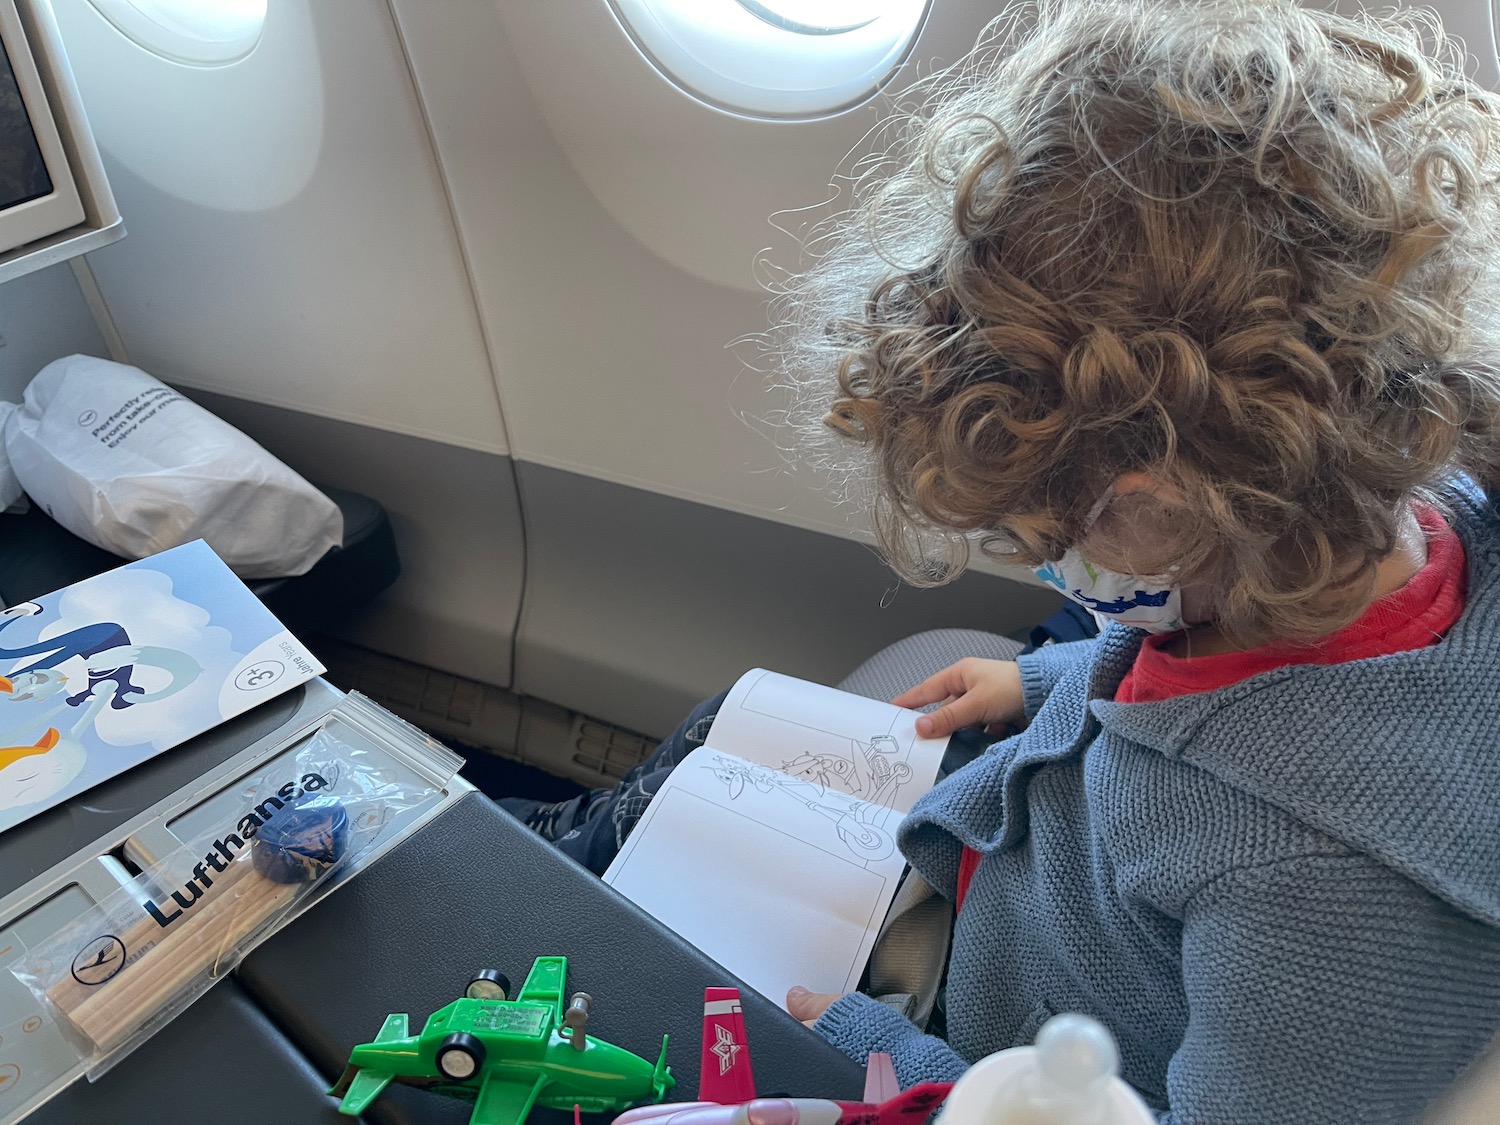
[699,987,755,1103]
[329,1013,407,1116]
[471,1070,549,1125]
[516,955,569,1022]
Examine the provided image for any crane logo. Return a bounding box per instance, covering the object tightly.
[70,934,126,986]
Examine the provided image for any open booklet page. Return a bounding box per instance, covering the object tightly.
[602,669,949,1008]
[703,668,949,813]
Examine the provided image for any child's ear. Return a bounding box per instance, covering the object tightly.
[1085,472,1190,576]
[1112,471,1180,504]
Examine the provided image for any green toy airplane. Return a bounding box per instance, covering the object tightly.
[328,955,675,1125]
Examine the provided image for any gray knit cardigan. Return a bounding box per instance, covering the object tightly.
[816,484,1500,1124]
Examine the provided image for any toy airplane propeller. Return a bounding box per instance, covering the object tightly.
[329,955,674,1125]
[614,988,951,1125]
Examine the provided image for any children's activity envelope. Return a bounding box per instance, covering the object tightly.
[0,540,323,835]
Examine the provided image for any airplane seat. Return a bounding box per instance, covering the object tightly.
[1424,1034,1500,1124]
[0,482,399,636]
[836,628,1026,702]
[838,628,1500,1123]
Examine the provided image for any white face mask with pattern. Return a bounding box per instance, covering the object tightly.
[1032,552,1185,634]
[1029,486,1186,634]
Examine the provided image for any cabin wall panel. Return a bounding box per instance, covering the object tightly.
[183,389,525,689]
[515,461,1059,739]
[12,0,1061,733]
[392,0,988,544]
[48,0,509,455]
[390,0,1044,594]
[0,264,106,402]
[389,0,812,522]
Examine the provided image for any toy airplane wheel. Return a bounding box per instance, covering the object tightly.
[436,1032,486,1080]
[465,969,511,1001]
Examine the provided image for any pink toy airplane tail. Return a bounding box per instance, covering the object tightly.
[699,987,756,1104]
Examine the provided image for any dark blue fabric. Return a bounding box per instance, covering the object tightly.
[499,690,729,875]
[1024,600,1100,654]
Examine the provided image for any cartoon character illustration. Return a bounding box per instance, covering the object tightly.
[0,682,113,811]
[1067,588,1174,616]
[0,729,82,811]
[0,540,330,836]
[781,734,913,809]
[0,601,203,710]
[706,756,895,863]
[0,601,144,708]
[0,600,206,813]
[1034,560,1070,591]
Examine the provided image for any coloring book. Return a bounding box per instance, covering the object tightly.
[602,668,949,1008]
[0,540,324,835]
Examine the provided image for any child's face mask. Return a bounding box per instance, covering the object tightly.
[1032,552,1185,634]
[1029,485,1186,633]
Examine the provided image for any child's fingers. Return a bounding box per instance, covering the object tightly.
[890,681,944,709]
[916,694,988,738]
[892,664,969,709]
[786,985,841,1027]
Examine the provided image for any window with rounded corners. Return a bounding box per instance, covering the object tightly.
[1490,0,1500,82]
[607,0,932,120]
[84,0,267,66]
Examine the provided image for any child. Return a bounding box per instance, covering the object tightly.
[508,0,1500,1119]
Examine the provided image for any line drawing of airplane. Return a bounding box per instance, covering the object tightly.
[613,988,952,1125]
[328,955,675,1125]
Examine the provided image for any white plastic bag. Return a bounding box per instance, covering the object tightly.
[0,401,24,511]
[2,355,343,578]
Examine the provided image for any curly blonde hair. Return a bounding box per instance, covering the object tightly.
[773,0,1500,644]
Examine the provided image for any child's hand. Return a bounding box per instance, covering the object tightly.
[892,658,1025,739]
[786,985,841,1028]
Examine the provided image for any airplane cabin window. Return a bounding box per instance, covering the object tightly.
[82,0,266,66]
[606,0,930,119]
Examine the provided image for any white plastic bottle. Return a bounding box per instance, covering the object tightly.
[938,1014,1157,1125]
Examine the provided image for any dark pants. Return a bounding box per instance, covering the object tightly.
[499,690,729,874]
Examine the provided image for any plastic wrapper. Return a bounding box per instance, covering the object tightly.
[9,692,462,1078]
[0,355,343,578]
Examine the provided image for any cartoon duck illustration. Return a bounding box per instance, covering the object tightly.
[0,726,82,812]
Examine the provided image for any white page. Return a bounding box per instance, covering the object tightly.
[705,668,948,814]
[603,745,909,1006]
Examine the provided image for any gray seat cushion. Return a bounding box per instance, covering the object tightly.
[837,628,1025,701]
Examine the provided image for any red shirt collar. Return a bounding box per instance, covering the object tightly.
[1115,504,1467,704]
